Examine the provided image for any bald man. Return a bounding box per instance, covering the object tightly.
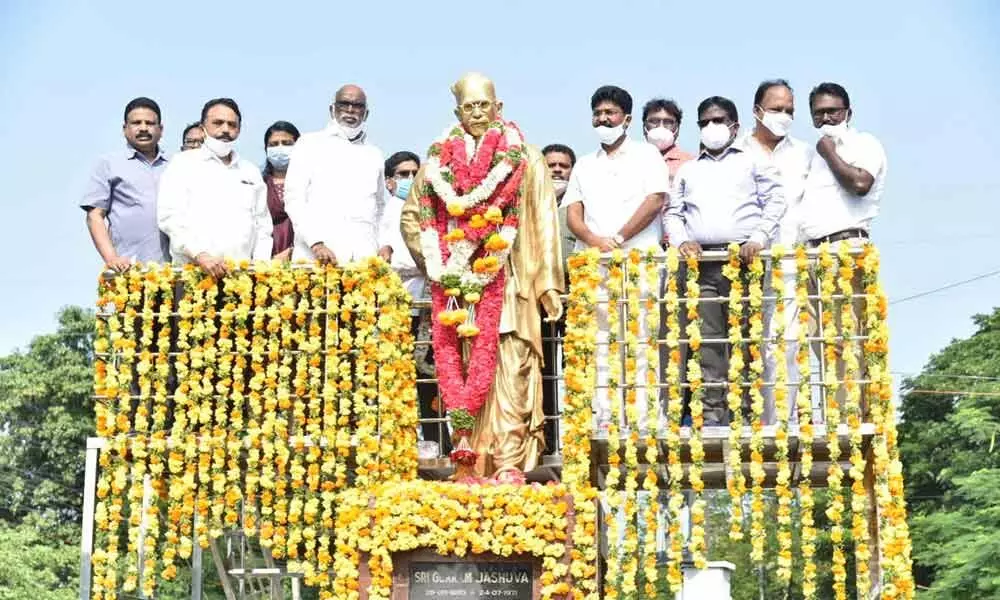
[284,85,394,264]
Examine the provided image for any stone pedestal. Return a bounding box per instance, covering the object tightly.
[360,549,541,600]
[675,561,735,599]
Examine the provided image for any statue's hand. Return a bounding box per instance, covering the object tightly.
[540,290,563,322]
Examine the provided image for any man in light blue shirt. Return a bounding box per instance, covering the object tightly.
[665,95,786,425]
[80,97,170,270]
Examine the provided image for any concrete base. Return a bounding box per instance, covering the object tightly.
[675,561,735,600]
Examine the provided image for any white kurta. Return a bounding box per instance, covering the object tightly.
[157,146,272,263]
[284,126,392,262]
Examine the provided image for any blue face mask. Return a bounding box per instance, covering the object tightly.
[394,177,413,200]
[266,145,292,169]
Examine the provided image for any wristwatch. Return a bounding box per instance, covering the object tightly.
[612,233,625,245]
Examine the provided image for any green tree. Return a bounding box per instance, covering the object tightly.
[0,519,77,600]
[899,308,1000,598]
[0,306,95,526]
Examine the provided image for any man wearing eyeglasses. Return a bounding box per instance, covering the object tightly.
[799,82,886,419]
[284,84,393,265]
[180,122,205,151]
[799,82,886,248]
[665,96,786,426]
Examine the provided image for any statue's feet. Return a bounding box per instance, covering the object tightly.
[494,467,526,485]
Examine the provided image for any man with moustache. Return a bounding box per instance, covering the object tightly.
[540,143,577,453]
[799,82,887,418]
[157,98,272,277]
[564,85,670,431]
[284,84,393,266]
[81,97,170,270]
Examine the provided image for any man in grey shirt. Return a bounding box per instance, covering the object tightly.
[81,96,170,270]
[666,96,786,425]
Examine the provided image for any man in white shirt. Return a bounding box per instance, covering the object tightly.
[157,98,272,278]
[666,96,786,425]
[563,85,670,430]
[284,85,393,266]
[799,82,887,420]
[737,79,813,424]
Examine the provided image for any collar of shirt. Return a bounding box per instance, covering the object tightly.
[124,144,168,164]
[737,130,809,157]
[697,144,744,162]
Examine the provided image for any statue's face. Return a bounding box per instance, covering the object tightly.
[454,84,502,139]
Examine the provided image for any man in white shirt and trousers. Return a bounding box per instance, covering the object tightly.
[563,85,670,434]
[284,85,393,265]
[798,82,887,419]
[157,97,273,274]
[737,79,813,425]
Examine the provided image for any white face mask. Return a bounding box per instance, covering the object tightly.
[758,110,793,138]
[330,117,365,141]
[594,123,625,146]
[645,126,676,150]
[700,122,733,151]
[266,145,292,169]
[819,121,850,141]
[552,179,568,195]
[203,132,235,158]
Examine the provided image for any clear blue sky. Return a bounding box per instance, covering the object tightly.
[1,0,999,389]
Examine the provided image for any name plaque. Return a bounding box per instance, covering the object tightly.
[409,561,533,599]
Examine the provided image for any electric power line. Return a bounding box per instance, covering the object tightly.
[890,268,1000,305]
[905,388,1000,397]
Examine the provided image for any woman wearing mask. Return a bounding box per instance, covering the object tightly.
[262,121,300,260]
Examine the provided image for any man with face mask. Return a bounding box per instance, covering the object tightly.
[800,82,886,246]
[81,97,170,271]
[799,82,886,419]
[541,143,577,270]
[642,97,694,249]
[383,150,424,301]
[736,79,812,424]
[157,98,272,278]
[642,98,694,183]
[284,84,393,266]
[563,85,670,431]
[666,96,786,425]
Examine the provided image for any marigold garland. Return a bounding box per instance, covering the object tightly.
[92,260,417,599]
[662,247,685,593]
[617,249,643,598]
[834,242,872,598]
[746,252,766,565]
[684,255,707,569]
[722,244,747,542]
[771,245,794,584]
[331,482,596,600]
[563,250,601,489]
[641,250,661,596]
[817,243,848,600]
[604,249,624,596]
[795,246,818,600]
[861,245,915,599]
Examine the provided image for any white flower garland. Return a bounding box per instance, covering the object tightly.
[420,123,524,291]
[424,124,523,212]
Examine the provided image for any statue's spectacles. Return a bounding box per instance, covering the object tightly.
[458,100,493,115]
